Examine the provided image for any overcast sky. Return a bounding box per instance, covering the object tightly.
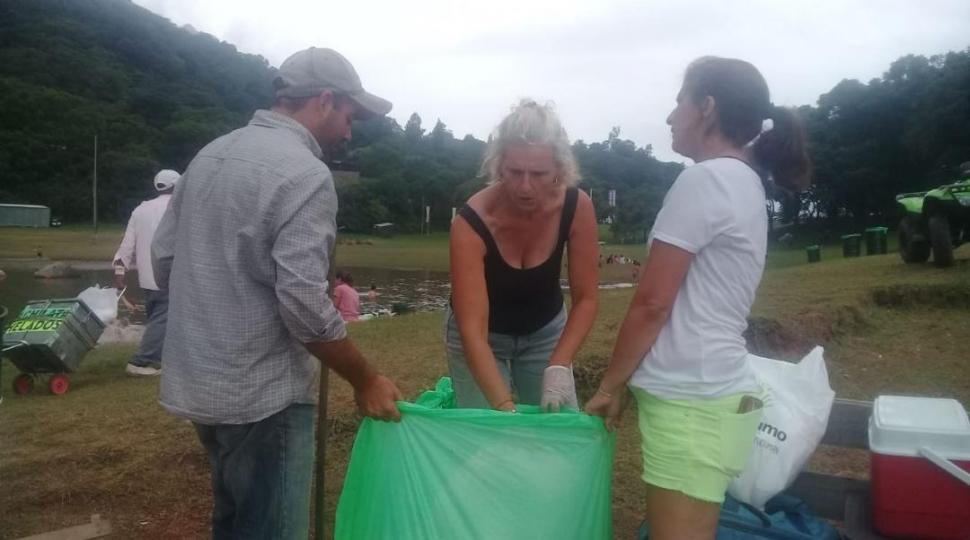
[134,0,969,163]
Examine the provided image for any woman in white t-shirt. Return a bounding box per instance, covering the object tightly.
[586,57,811,539]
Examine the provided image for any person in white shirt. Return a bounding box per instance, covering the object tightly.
[113,169,180,376]
[586,57,811,539]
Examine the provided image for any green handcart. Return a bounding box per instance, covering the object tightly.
[2,298,106,396]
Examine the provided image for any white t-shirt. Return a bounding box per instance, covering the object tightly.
[630,158,766,399]
[113,194,172,290]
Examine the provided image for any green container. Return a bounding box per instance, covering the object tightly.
[2,299,105,374]
[841,234,862,258]
[865,226,889,255]
[806,245,821,263]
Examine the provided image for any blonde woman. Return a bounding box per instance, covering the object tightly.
[447,99,599,412]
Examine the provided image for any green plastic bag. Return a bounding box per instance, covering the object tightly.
[335,378,615,539]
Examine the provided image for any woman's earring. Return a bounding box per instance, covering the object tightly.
[553,176,560,185]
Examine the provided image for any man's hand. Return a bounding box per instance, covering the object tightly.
[354,374,402,422]
[112,264,126,290]
[541,365,579,412]
[304,338,403,422]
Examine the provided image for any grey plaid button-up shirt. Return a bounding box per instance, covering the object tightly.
[152,109,346,425]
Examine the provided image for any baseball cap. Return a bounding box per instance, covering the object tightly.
[153,169,181,191]
[273,47,392,119]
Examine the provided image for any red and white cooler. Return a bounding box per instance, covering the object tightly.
[869,395,970,539]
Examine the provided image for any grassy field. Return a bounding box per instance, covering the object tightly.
[2,224,899,273]
[2,227,969,538]
[0,225,125,261]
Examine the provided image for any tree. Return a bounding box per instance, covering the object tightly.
[404,112,424,143]
[429,119,453,149]
[0,0,273,221]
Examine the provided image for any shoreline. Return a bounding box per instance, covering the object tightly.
[0,259,114,271]
[0,259,636,289]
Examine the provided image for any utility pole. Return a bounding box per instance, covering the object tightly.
[92,134,99,234]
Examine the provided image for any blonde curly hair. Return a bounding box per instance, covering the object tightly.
[480,99,580,187]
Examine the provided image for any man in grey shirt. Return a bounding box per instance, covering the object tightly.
[152,47,401,539]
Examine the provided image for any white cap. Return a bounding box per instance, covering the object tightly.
[154,169,181,191]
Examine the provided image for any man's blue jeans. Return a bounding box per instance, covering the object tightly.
[130,288,168,368]
[194,403,316,539]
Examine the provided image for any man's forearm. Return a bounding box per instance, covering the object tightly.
[304,338,378,390]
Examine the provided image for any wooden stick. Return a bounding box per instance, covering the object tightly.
[314,244,337,539]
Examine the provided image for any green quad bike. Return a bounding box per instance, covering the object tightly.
[896,162,970,267]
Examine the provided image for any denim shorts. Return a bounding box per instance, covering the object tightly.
[632,387,764,503]
[444,305,567,408]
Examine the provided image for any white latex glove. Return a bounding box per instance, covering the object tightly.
[541,365,579,412]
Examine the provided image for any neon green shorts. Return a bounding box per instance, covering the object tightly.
[632,387,763,504]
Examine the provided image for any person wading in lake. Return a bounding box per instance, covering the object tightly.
[333,271,361,322]
[152,47,402,539]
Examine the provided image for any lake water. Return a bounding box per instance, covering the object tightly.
[0,262,452,323]
[0,261,635,326]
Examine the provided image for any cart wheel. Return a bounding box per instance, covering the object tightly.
[13,374,34,395]
[49,374,69,395]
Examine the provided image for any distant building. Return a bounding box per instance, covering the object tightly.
[0,204,50,227]
[372,222,397,237]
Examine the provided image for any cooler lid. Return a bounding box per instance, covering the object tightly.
[869,395,970,459]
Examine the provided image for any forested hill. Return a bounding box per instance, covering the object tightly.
[0,0,682,233]
[1,0,968,234]
[0,0,274,221]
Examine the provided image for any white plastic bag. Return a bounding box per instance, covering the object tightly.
[728,346,835,508]
[77,286,121,324]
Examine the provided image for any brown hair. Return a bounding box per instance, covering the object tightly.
[683,56,811,191]
[273,91,354,113]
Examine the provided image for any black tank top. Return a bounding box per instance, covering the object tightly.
[457,187,578,336]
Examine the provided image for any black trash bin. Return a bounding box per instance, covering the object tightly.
[842,234,862,258]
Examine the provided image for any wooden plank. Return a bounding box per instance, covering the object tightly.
[17,515,111,540]
[843,491,890,540]
[313,245,337,540]
[820,398,872,449]
[784,471,869,520]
